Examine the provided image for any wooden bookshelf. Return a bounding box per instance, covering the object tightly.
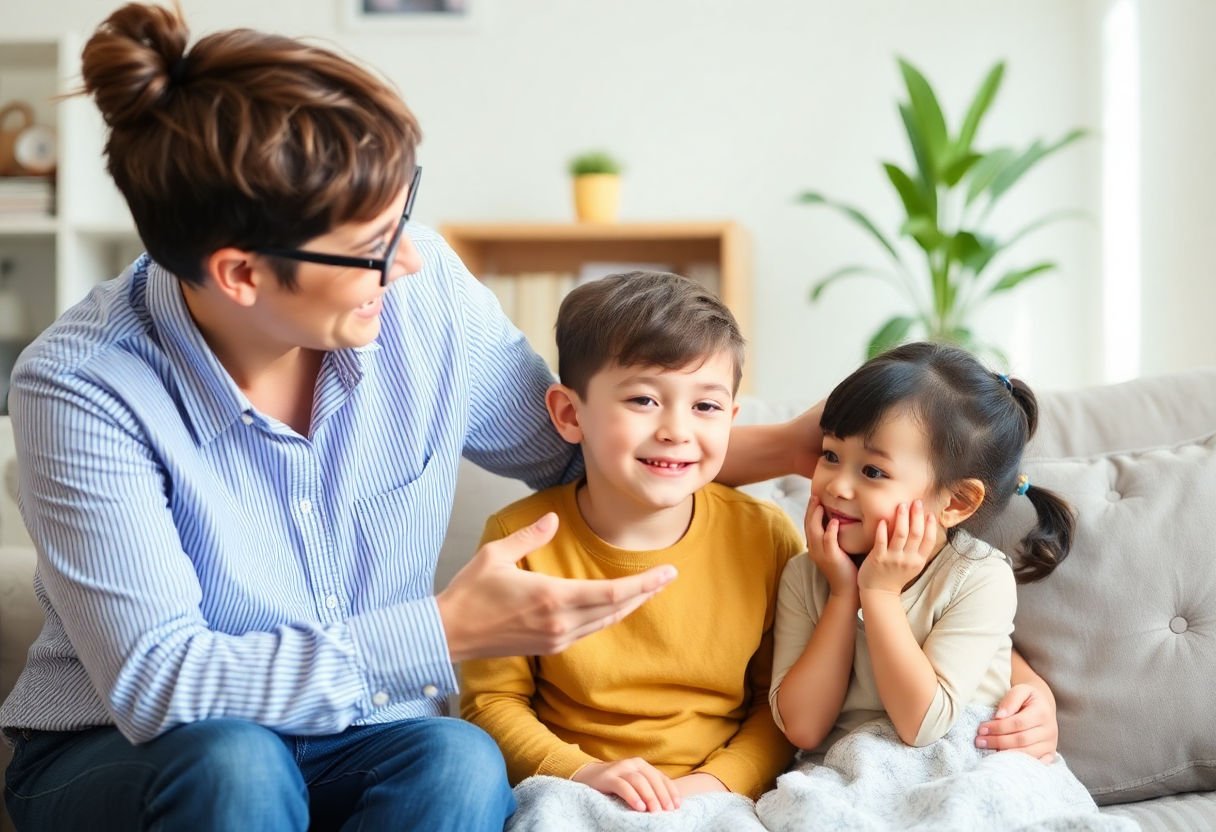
[438,221,751,346]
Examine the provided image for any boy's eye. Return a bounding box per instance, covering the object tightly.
[862,465,886,480]
[821,450,839,464]
[627,396,657,407]
[693,401,724,413]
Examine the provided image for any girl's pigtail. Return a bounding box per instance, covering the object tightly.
[1014,484,1076,583]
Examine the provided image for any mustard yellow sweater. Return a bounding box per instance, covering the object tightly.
[460,481,803,799]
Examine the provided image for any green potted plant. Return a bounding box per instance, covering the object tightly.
[569,150,623,223]
[802,58,1087,360]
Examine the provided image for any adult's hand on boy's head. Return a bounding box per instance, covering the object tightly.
[789,399,825,479]
[437,512,677,662]
[573,758,681,813]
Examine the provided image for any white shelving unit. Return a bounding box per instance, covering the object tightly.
[0,34,140,354]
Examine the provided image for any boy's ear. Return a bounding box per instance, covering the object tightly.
[545,383,584,444]
[938,478,985,529]
[203,248,264,306]
[731,401,740,421]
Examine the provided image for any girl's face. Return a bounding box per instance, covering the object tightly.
[811,409,952,556]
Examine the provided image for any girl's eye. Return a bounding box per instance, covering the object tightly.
[693,401,723,413]
[862,465,886,480]
[821,450,839,464]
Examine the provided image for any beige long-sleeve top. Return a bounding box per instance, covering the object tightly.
[769,530,1016,750]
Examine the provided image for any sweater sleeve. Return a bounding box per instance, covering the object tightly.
[696,514,802,797]
[913,556,1017,746]
[458,513,599,783]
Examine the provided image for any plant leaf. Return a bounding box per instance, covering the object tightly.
[987,262,1055,295]
[899,103,939,217]
[866,315,916,359]
[809,265,890,302]
[954,62,1005,158]
[883,162,927,219]
[987,127,1089,206]
[941,152,983,187]
[901,216,947,253]
[797,191,905,265]
[964,148,1016,207]
[898,58,949,177]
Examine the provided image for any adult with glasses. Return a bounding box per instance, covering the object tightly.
[0,4,829,830]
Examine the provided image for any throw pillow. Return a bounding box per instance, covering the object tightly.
[979,432,1216,804]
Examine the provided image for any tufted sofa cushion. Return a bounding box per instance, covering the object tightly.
[982,429,1216,804]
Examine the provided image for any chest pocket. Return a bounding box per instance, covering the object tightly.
[352,453,455,605]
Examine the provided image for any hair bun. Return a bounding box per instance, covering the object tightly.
[80,2,190,128]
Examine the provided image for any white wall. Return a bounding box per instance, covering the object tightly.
[1138,0,1216,377]
[8,0,1175,400]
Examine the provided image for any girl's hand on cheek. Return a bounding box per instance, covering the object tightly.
[857,501,937,594]
[806,496,859,597]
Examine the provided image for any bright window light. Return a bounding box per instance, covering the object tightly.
[1101,0,1141,382]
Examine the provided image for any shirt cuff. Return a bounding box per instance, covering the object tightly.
[347,596,458,710]
[537,744,599,780]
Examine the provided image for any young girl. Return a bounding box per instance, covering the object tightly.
[761,342,1129,831]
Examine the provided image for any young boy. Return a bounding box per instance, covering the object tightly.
[460,271,803,813]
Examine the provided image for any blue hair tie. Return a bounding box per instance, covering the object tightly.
[997,373,1014,393]
[1015,474,1031,496]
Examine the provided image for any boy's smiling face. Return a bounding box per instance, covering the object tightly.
[811,409,950,557]
[556,350,739,526]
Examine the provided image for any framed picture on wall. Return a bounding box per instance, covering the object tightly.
[342,0,482,32]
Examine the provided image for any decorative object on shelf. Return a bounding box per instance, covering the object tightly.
[342,0,483,32]
[0,101,57,177]
[800,59,1087,361]
[569,150,622,223]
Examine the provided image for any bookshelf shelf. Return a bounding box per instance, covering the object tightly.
[439,221,752,365]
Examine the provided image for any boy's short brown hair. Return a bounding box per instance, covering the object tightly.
[555,271,745,397]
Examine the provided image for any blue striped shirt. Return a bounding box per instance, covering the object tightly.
[0,224,578,744]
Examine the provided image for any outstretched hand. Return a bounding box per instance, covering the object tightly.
[437,512,677,662]
[977,683,1059,762]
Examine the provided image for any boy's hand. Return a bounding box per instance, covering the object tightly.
[438,513,677,662]
[674,772,728,798]
[572,759,681,812]
[858,501,937,594]
[805,496,859,598]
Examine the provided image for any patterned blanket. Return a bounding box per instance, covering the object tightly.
[507,708,1139,831]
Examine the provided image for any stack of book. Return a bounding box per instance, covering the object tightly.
[0,176,54,216]
[482,272,577,370]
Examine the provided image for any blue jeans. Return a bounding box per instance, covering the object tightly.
[3,717,514,831]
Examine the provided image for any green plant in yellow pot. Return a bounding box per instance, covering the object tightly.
[802,58,1088,361]
[570,150,622,223]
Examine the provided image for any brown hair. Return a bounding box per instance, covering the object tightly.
[555,271,745,397]
[78,2,421,285]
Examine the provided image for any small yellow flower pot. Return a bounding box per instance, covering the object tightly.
[572,174,621,223]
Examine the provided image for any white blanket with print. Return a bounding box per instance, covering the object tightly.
[755,707,1138,832]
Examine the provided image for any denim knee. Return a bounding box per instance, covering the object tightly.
[419,719,511,796]
[150,719,307,828]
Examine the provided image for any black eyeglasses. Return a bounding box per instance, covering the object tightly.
[256,165,422,287]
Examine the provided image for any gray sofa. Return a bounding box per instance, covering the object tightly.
[3,368,1215,831]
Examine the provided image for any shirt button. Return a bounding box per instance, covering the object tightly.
[240,413,254,426]
[325,594,338,610]
[372,691,390,706]
[299,498,313,514]
[422,684,439,698]
[1170,616,1189,634]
